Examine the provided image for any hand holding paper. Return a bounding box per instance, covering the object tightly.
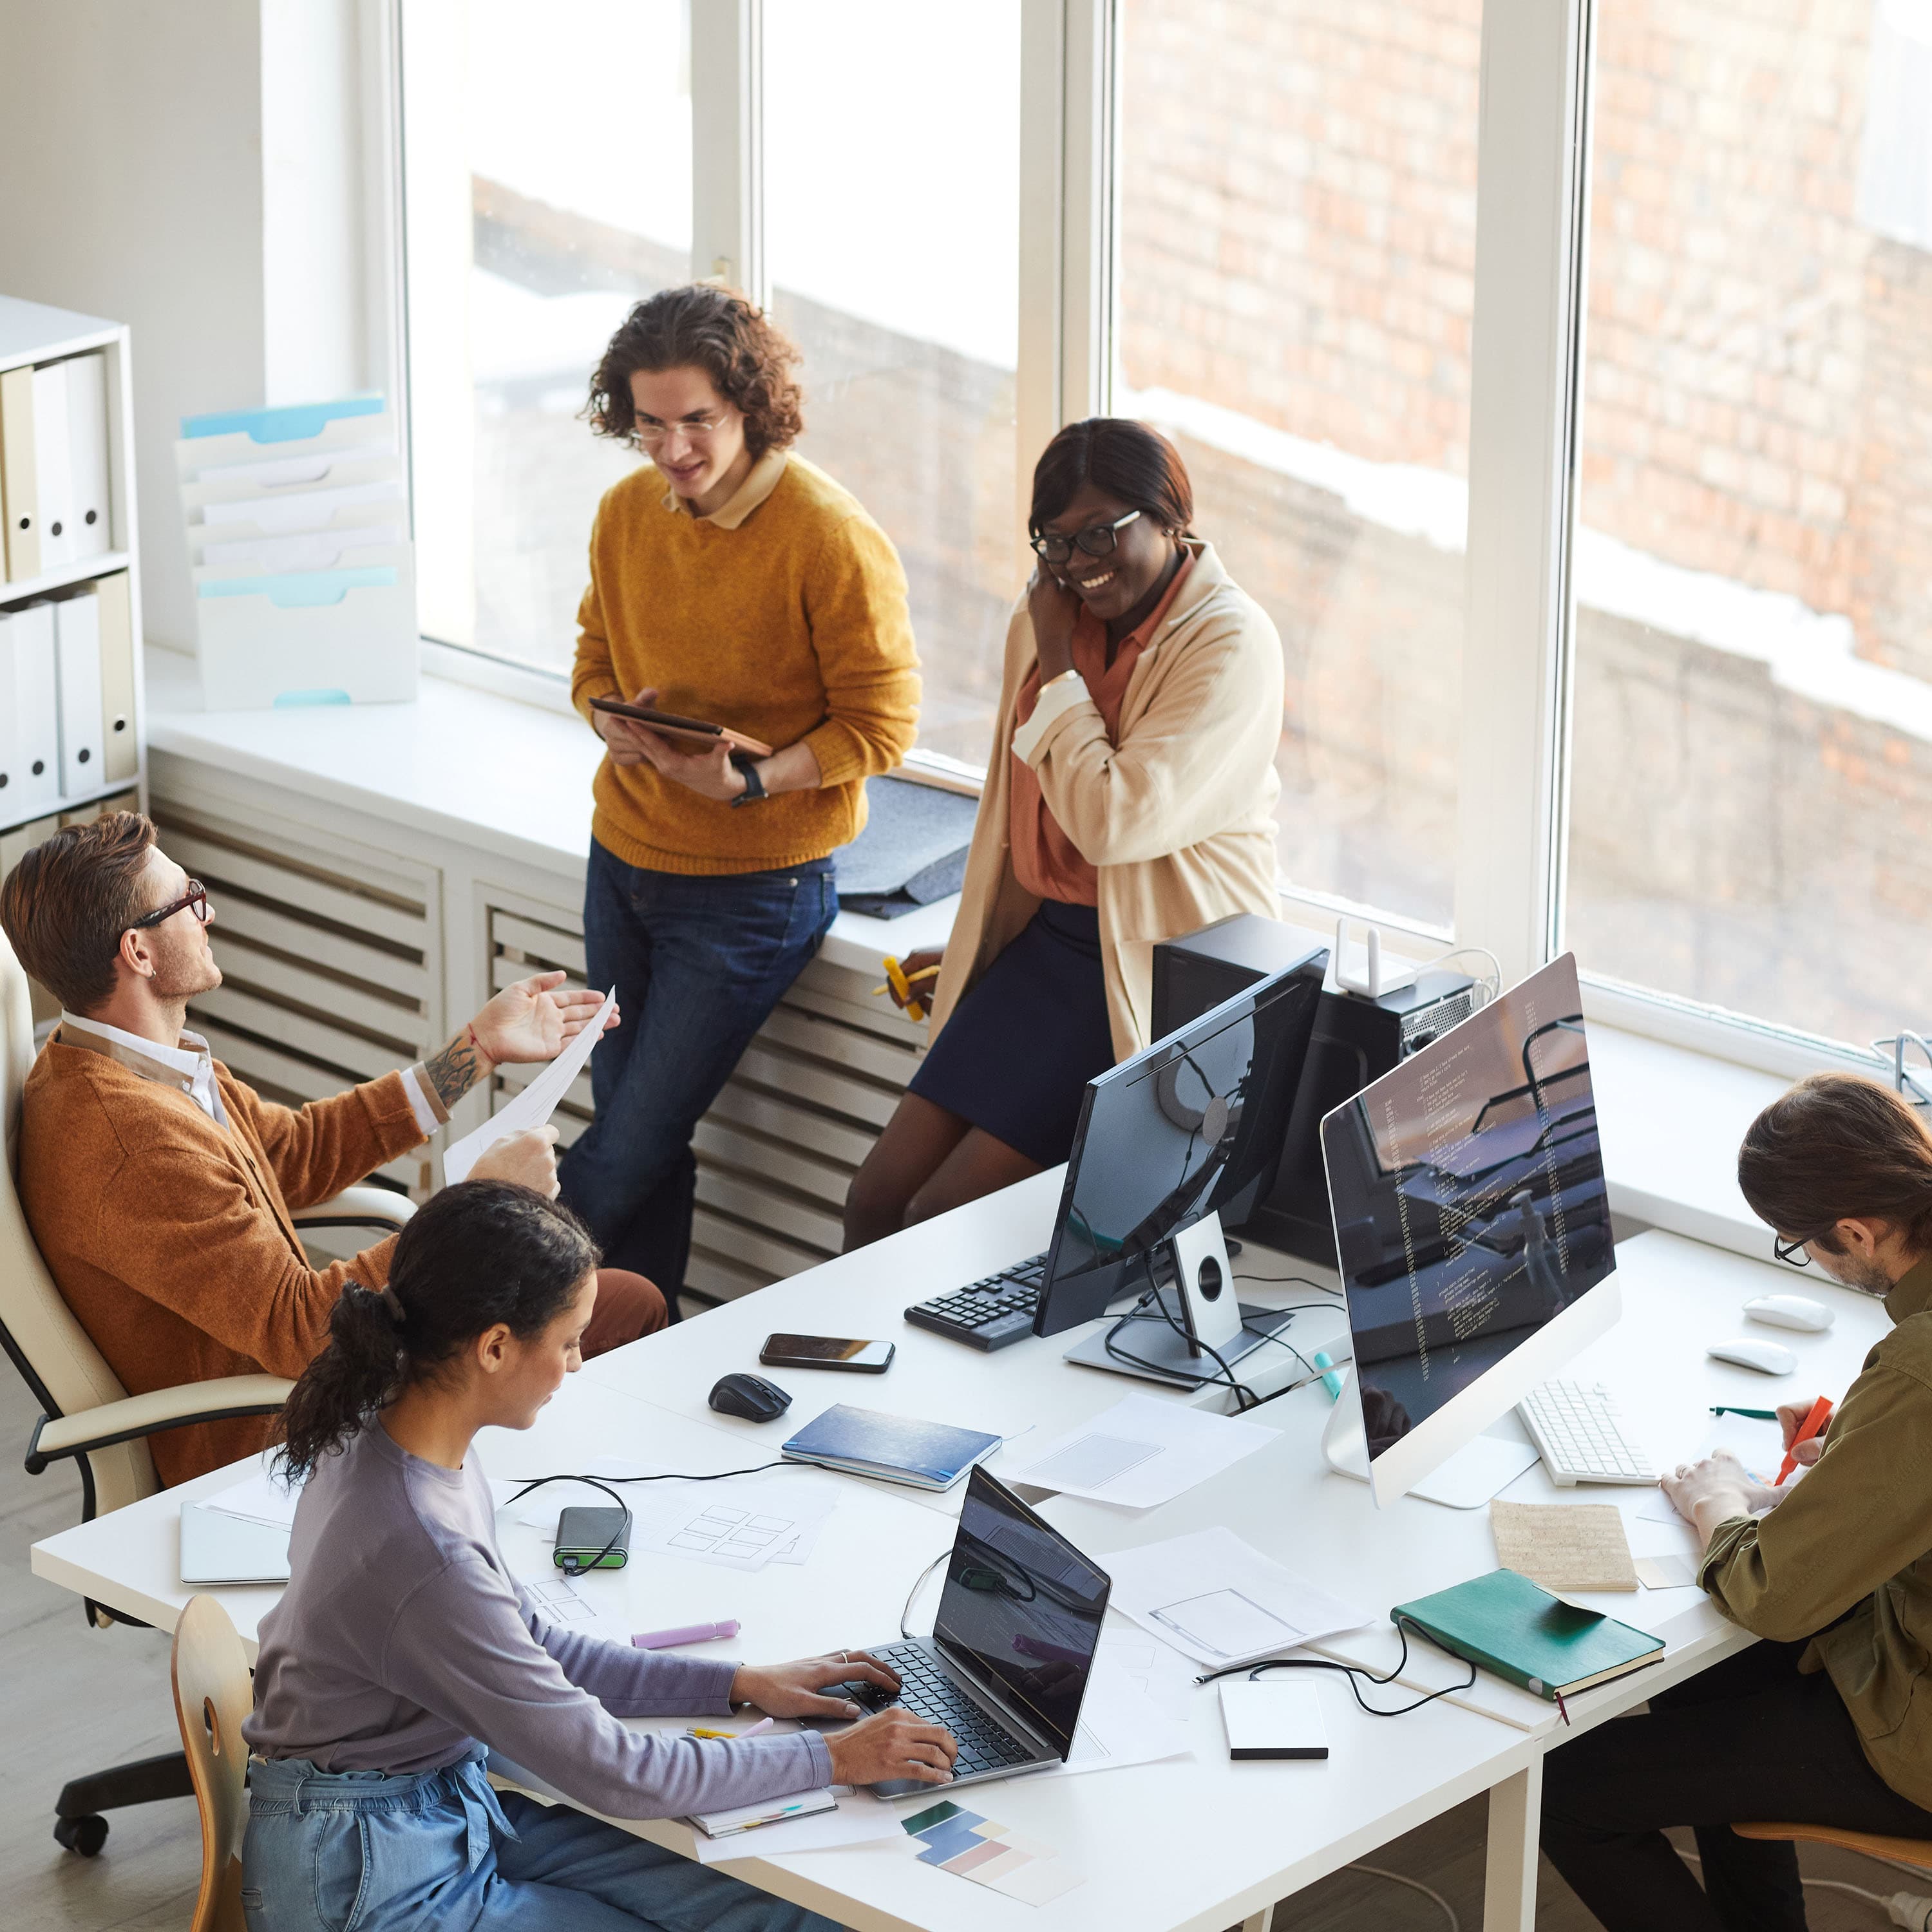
[471,972,618,1066]
[443,986,617,1186]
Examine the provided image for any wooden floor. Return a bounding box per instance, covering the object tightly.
[1,1358,1910,1930]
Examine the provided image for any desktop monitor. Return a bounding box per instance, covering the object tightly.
[1320,952,1617,1506]
[1034,943,1328,1347]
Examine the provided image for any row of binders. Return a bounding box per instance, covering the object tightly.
[1,349,115,582]
[177,395,417,708]
[0,573,138,819]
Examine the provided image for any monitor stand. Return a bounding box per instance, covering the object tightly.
[1320,1368,1540,1510]
[1062,1211,1297,1390]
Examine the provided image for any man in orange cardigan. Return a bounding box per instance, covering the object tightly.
[0,813,667,1485]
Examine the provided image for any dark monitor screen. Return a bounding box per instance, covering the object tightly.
[1035,951,1327,1336]
[1320,953,1613,1464]
[933,1468,1111,1758]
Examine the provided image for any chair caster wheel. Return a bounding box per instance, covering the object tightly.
[54,1814,109,1857]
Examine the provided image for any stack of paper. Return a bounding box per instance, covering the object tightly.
[175,395,417,706]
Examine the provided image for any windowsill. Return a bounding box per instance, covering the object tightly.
[143,641,1783,1261]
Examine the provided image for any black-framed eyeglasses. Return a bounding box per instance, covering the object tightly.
[1773,1233,1812,1267]
[129,880,209,934]
[1028,507,1141,565]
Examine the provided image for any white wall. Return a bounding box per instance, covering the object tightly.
[0,0,381,653]
[0,0,267,649]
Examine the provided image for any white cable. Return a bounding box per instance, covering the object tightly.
[1676,1845,1890,1911]
[1345,1864,1461,1931]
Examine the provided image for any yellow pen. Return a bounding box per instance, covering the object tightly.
[870,956,940,1021]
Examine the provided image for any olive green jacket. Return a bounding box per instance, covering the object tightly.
[1700,1254,1932,1810]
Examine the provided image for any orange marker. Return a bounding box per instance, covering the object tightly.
[1775,1396,1833,1485]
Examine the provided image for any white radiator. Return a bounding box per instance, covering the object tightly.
[154,802,442,1202]
[486,897,923,1303]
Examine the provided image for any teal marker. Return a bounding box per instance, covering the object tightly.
[1312,1350,1343,1401]
[1710,1406,1779,1421]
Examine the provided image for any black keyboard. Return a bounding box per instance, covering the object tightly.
[839,1640,1034,1777]
[904,1253,1047,1352]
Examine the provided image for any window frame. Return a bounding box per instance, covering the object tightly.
[383,0,1904,1086]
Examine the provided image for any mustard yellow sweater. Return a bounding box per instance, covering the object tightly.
[571,450,922,875]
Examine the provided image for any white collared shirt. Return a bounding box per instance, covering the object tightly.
[60,1011,231,1126]
[57,1011,442,1137]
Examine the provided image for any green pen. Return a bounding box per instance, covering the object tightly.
[1710,1406,1779,1421]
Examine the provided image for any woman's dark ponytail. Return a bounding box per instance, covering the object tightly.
[275,1181,600,1481]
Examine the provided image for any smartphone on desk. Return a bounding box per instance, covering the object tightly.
[759,1333,895,1373]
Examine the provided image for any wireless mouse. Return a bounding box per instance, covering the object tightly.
[708,1372,793,1423]
[1706,1338,1798,1377]
[1743,1293,1833,1333]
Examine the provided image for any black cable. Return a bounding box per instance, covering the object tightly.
[1193,1616,1479,1718]
[1234,1271,1341,1295]
[1104,1293,1264,1409]
[501,1463,799,1578]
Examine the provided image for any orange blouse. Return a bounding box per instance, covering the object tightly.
[1010,555,1194,905]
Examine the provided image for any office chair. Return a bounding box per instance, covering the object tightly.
[171,1595,251,1932]
[0,929,413,1854]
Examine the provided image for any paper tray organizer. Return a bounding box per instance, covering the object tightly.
[175,395,418,709]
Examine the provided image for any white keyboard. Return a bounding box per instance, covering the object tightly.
[1517,1379,1658,1485]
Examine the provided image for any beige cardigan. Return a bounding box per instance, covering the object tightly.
[927,542,1284,1061]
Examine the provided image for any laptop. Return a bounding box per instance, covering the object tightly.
[178,1501,292,1584]
[830,1466,1111,1796]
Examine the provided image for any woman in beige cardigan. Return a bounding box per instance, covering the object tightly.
[843,420,1285,1249]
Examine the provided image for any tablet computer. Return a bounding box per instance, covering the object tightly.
[589,697,773,759]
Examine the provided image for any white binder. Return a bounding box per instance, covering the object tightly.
[0,602,61,814]
[30,360,73,571]
[61,352,113,565]
[0,364,39,582]
[95,570,138,784]
[55,589,104,797]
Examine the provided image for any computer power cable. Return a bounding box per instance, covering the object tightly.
[1345,1866,1459,1931]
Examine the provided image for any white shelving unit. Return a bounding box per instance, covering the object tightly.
[0,295,147,843]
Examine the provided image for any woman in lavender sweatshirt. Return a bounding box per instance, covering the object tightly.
[241,1180,956,1931]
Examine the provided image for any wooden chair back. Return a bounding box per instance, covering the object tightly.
[170,1595,253,1932]
[1733,1820,1932,1869]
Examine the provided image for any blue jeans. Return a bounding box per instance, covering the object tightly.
[242,1752,845,1932]
[558,839,838,1294]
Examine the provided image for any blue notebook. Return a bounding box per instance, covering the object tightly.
[781,1405,1001,1491]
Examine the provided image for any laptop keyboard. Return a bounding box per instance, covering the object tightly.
[903,1253,1047,1352]
[838,1639,1035,1777]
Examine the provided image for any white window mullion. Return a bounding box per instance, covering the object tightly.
[691,0,764,303]
[1455,0,1595,986]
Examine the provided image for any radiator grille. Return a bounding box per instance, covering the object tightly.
[153,802,441,1201]
[486,899,922,1303]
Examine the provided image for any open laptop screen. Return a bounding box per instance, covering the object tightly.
[932,1468,1111,1759]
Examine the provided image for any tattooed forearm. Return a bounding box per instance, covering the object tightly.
[422,1027,491,1110]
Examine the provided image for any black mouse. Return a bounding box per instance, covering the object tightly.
[708,1372,792,1423]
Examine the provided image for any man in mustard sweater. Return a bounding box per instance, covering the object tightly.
[563,286,920,1297]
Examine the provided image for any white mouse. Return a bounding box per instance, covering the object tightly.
[1744,1293,1835,1334]
[1707,1338,1799,1376]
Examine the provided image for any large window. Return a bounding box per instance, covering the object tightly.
[402,0,687,670]
[1564,0,1932,1047]
[1115,0,1480,933]
[764,2,1023,766]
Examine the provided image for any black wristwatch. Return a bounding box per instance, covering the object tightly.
[730,753,768,806]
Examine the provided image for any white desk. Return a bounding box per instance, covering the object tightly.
[32,1204,1886,1932]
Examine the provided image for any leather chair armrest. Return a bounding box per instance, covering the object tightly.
[26,1374,294,1472]
[289,1186,417,1232]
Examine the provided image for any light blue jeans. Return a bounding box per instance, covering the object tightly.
[242,1751,847,1932]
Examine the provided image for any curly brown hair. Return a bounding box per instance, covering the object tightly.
[587,285,804,456]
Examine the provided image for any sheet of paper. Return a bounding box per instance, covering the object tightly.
[1104,1526,1370,1667]
[441,987,616,1185]
[1038,1663,1194,1779]
[1491,1501,1638,1593]
[206,1460,305,1530]
[902,1799,1085,1905]
[1009,1394,1278,1509]
[692,1787,904,1864]
[500,1457,838,1573]
[515,1569,634,1649]
[1634,1554,1700,1589]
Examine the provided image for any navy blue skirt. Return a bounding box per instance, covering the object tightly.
[909,900,1115,1168]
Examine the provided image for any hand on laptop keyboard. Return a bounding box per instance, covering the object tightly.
[825,1705,958,1789]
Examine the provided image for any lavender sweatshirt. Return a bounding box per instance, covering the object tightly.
[243,1421,832,1819]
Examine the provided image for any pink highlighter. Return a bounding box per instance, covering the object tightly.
[632,1619,741,1650]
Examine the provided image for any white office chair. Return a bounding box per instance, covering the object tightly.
[0,927,415,1855]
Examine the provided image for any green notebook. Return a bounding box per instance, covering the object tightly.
[1392,1567,1664,1702]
